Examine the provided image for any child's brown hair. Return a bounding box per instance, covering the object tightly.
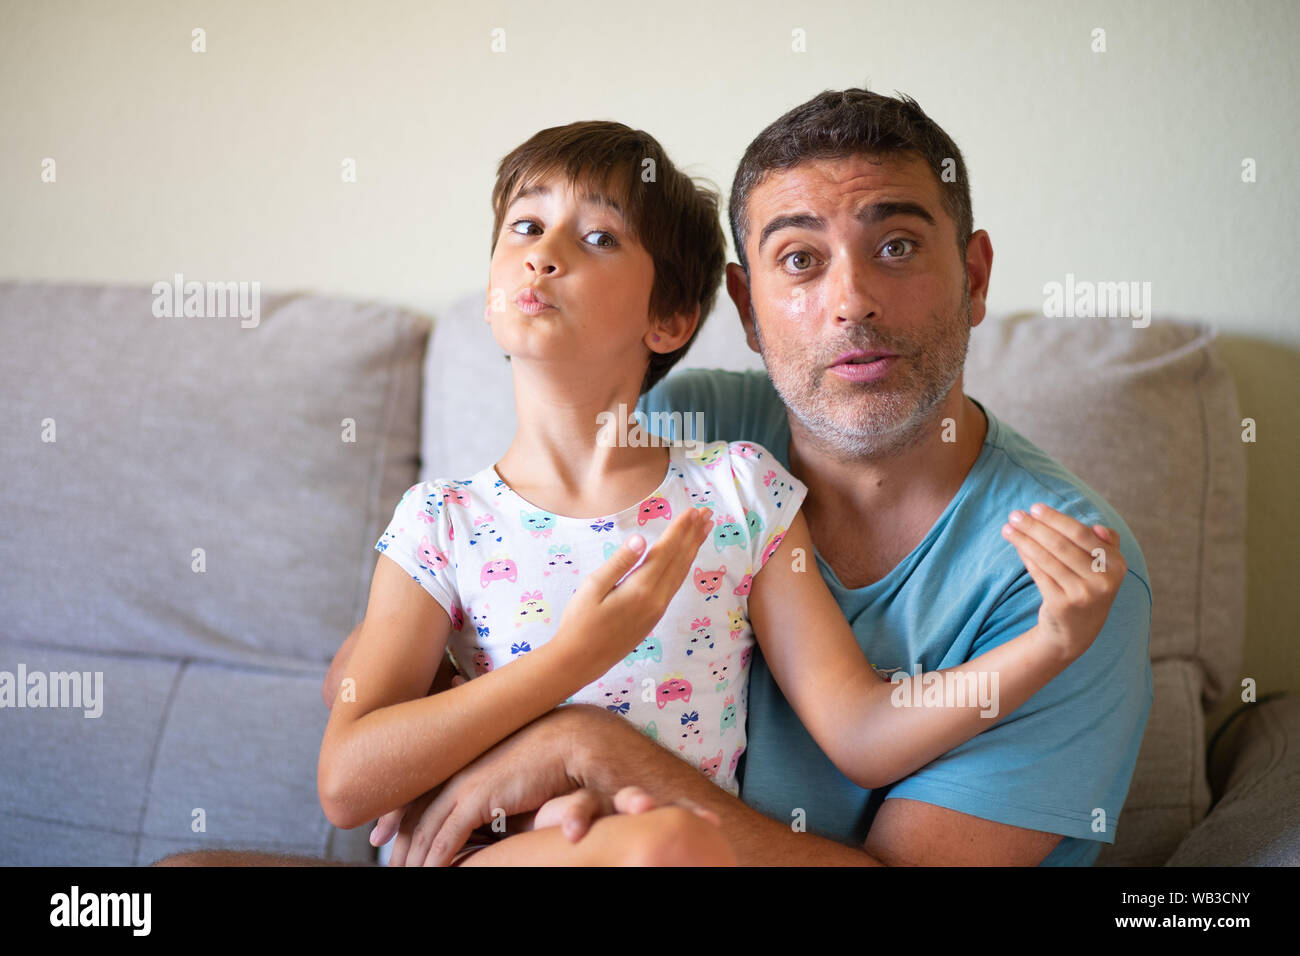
[490,121,726,395]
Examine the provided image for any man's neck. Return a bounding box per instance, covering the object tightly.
[786,386,989,589]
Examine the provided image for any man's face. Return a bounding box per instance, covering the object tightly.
[734,152,978,457]
[486,171,658,380]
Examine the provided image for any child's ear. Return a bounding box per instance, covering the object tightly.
[648,304,701,352]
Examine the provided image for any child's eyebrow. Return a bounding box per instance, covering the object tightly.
[509,183,625,221]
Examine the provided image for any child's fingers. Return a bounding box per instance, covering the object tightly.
[635,507,712,594]
[1006,533,1067,603]
[1006,510,1101,581]
[1003,519,1077,594]
[1027,504,1125,576]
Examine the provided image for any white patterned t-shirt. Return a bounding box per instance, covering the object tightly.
[374,439,808,795]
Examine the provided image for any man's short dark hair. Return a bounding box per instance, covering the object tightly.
[729,88,973,272]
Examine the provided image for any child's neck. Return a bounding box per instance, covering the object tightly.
[494,376,672,519]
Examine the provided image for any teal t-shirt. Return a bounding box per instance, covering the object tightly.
[638,368,1153,866]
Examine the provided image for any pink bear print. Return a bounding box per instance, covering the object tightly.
[731,441,761,460]
[760,527,789,568]
[637,496,672,526]
[732,569,754,596]
[726,607,746,641]
[739,644,754,672]
[597,676,635,716]
[514,589,552,628]
[479,554,518,588]
[656,676,692,710]
[447,602,464,632]
[471,647,493,677]
[693,565,726,602]
[417,536,450,573]
[699,750,723,779]
[441,484,470,508]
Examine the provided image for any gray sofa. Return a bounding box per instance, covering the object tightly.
[1,279,1295,865]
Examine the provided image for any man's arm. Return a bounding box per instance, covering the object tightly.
[864,799,1062,865]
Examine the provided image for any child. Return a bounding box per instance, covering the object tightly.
[319,121,1126,865]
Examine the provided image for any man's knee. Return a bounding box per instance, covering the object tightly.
[626,807,737,867]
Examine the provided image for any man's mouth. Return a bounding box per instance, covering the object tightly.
[828,349,899,382]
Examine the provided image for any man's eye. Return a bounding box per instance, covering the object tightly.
[782,251,814,271]
[510,219,541,236]
[880,238,917,258]
[584,231,617,248]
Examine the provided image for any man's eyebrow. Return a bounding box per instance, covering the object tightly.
[756,201,937,253]
[508,184,625,219]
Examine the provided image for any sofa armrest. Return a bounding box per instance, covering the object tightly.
[1165,695,1300,865]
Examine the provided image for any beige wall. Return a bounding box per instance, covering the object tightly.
[3,0,1296,719]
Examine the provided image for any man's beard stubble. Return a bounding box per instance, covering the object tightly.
[753,285,973,461]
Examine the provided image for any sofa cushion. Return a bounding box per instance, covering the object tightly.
[0,280,429,669]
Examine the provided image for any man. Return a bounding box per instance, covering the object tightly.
[385,87,1152,868]
[162,88,1152,868]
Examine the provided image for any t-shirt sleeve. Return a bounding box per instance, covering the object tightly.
[373,481,461,624]
[883,566,1154,848]
[722,441,809,573]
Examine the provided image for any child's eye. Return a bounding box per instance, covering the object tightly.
[509,219,542,236]
[583,230,618,248]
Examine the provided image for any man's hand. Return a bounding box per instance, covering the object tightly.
[390,705,603,866]
[532,785,722,843]
[1002,502,1127,661]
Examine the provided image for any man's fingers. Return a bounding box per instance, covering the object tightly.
[611,785,659,816]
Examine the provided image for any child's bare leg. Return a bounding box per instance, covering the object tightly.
[458,806,736,866]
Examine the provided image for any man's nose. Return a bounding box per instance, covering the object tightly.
[826,252,880,325]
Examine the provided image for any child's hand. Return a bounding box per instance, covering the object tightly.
[555,507,713,685]
[1001,503,1128,662]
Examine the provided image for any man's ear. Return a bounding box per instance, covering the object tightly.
[964,230,994,329]
[725,263,761,354]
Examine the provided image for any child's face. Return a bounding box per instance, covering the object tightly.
[486,172,658,386]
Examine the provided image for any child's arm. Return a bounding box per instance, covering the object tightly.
[745,503,1127,791]
[318,507,713,830]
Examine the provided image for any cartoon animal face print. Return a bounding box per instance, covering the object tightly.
[686,485,715,509]
[709,656,730,691]
[544,544,578,576]
[469,514,503,547]
[597,677,634,715]
[693,565,726,601]
[656,677,692,710]
[441,485,471,508]
[376,530,398,553]
[720,694,737,734]
[521,509,556,537]
[684,616,714,657]
[739,645,754,672]
[624,634,663,666]
[762,470,795,508]
[678,711,703,750]
[760,527,788,568]
[712,515,747,553]
[602,541,619,562]
[732,571,753,596]
[447,602,464,631]
[726,607,746,639]
[642,721,659,742]
[479,555,518,588]
[417,536,450,572]
[729,745,744,775]
[731,442,761,460]
[470,605,491,639]
[744,508,764,542]
[699,750,723,778]
[637,496,672,526]
[691,444,725,469]
[514,589,551,628]
[471,647,493,677]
